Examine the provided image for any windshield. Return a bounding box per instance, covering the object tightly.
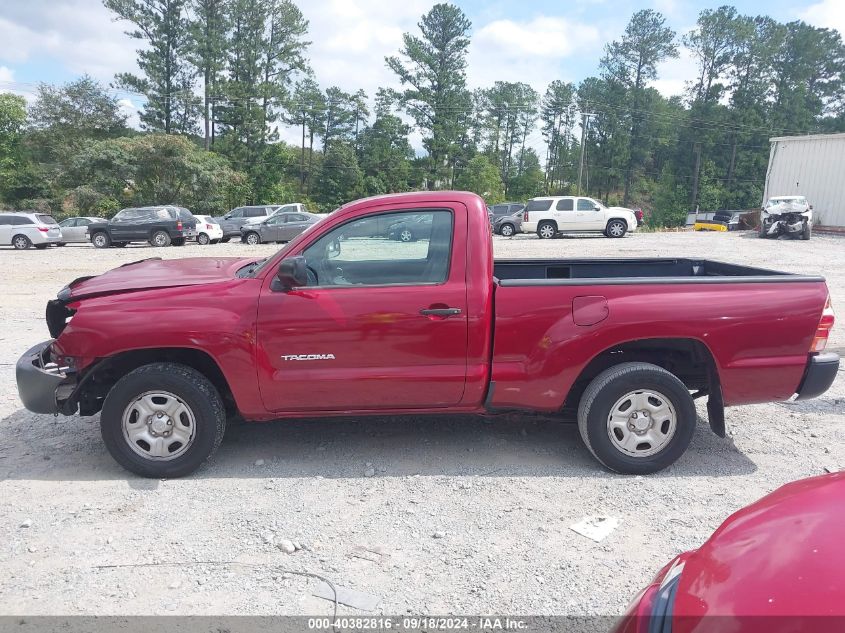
[767,197,806,206]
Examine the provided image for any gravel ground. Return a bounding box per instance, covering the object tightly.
[0,230,843,617]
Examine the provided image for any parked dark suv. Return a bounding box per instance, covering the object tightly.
[88,206,197,248]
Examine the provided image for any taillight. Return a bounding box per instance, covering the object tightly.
[206,223,213,229]
[523,211,529,221]
[176,220,183,231]
[37,226,49,233]
[811,295,835,352]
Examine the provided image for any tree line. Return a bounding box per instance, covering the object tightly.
[0,1,843,224]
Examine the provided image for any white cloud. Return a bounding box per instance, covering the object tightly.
[0,66,14,83]
[0,1,138,82]
[651,47,696,99]
[468,16,600,89]
[799,0,845,35]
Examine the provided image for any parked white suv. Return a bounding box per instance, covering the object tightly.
[522,196,638,239]
[0,211,63,249]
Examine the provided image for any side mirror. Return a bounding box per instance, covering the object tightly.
[809,205,814,210]
[327,238,341,259]
[594,205,601,211]
[274,256,308,291]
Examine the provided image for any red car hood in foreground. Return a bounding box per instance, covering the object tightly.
[615,473,845,633]
[64,257,257,300]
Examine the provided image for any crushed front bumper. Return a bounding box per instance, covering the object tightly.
[795,353,840,401]
[16,340,75,414]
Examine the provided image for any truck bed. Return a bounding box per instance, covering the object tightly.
[493,258,824,285]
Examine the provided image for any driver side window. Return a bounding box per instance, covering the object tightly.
[302,210,453,287]
[578,198,597,211]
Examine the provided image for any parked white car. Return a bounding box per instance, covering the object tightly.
[192,215,224,245]
[57,216,108,244]
[241,203,311,227]
[522,196,638,239]
[0,211,63,249]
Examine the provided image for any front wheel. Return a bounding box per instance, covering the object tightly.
[244,232,260,245]
[91,232,111,249]
[500,223,515,237]
[606,219,627,238]
[197,233,210,245]
[577,362,696,474]
[100,363,226,478]
[398,228,413,242]
[537,221,557,239]
[801,222,811,241]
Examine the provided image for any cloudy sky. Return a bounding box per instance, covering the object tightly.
[0,0,841,148]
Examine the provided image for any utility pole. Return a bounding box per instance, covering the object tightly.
[577,108,595,196]
[691,142,702,212]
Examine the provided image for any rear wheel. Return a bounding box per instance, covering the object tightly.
[500,223,515,237]
[398,228,414,242]
[197,233,210,245]
[244,232,260,245]
[150,231,171,247]
[92,232,111,249]
[12,234,32,250]
[577,362,696,474]
[100,363,226,478]
[537,221,556,239]
[606,219,627,238]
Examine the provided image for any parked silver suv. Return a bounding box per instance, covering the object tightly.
[0,212,62,249]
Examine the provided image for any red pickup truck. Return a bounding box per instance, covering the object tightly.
[17,191,838,478]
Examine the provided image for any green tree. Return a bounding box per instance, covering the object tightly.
[454,155,504,203]
[540,80,576,193]
[186,0,230,149]
[105,0,198,134]
[313,143,363,208]
[0,93,37,204]
[601,9,677,204]
[358,110,414,195]
[67,134,243,214]
[387,3,472,188]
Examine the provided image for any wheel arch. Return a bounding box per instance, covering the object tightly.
[74,347,237,417]
[563,336,721,416]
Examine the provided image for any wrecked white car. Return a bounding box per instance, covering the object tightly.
[759,196,812,240]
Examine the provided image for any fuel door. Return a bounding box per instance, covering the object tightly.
[572,295,609,326]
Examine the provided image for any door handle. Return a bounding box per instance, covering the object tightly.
[420,307,462,317]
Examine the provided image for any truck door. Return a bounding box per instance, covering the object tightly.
[256,206,469,412]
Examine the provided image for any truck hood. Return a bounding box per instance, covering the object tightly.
[62,256,258,301]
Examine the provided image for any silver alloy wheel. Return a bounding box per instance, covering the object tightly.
[246,232,260,245]
[153,232,168,247]
[500,224,514,236]
[121,390,196,461]
[93,233,108,248]
[399,229,413,242]
[13,235,30,249]
[606,389,677,457]
[197,233,210,245]
[538,223,555,239]
[608,220,626,237]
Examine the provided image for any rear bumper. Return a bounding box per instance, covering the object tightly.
[16,340,75,414]
[795,353,840,400]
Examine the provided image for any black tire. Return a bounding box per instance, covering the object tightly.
[12,234,32,250]
[500,223,515,237]
[220,237,231,243]
[577,362,696,475]
[197,233,210,245]
[100,363,226,478]
[606,219,627,238]
[92,232,111,249]
[537,221,557,239]
[758,225,768,238]
[801,222,811,241]
[172,237,186,246]
[150,230,171,247]
[244,231,260,245]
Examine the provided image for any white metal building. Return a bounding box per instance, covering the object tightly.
[764,133,845,228]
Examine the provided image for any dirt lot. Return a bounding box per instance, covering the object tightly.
[0,230,843,617]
